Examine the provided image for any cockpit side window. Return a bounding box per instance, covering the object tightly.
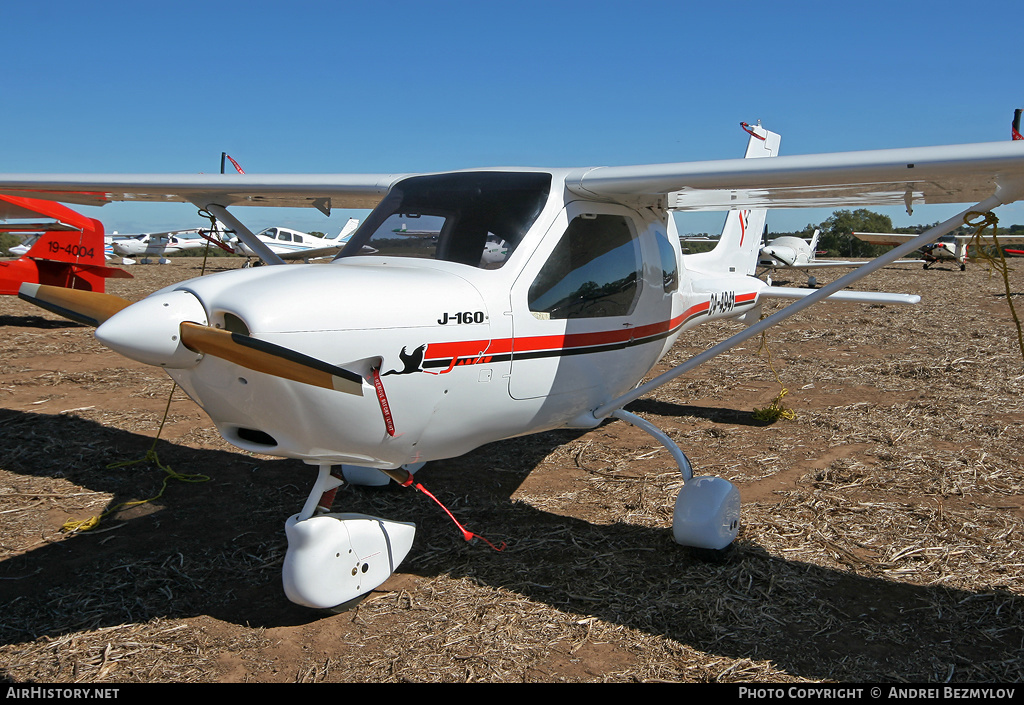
[528,214,642,319]
[336,172,551,269]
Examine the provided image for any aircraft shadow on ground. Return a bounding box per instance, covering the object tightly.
[627,397,770,427]
[0,315,83,330]
[0,410,1020,681]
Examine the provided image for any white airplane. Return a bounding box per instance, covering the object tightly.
[212,218,360,263]
[110,230,211,264]
[7,240,30,256]
[5,119,1024,612]
[853,231,1024,270]
[758,230,923,286]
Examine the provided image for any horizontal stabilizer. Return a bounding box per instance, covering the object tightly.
[760,286,920,305]
[771,258,925,269]
[0,221,80,233]
[74,263,134,280]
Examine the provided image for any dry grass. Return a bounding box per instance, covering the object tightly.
[1,257,1022,683]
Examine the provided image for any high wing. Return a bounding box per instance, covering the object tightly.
[2,140,1024,214]
[855,231,1024,246]
[114,228,205,238]
[0,173,408,212]
[573,140,1024,212]
[851,232,917,247]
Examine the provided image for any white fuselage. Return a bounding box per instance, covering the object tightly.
[921,235,963,261]
[99,170,766,470]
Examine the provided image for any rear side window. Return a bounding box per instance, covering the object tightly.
[655,229,678,292]
[528,214,642,319]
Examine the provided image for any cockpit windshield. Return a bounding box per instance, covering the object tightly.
[336,171,551,269]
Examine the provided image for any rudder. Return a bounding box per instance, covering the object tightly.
[684,122,780,276]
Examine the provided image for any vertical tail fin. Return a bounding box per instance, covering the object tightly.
[684,122,780,276]
[0,194,108,268]
[26,226,108,267]
[0,195,131,293]
[333,217,360,242]
[808,229,821,253]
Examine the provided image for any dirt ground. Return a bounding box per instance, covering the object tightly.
[1,254,1022,683]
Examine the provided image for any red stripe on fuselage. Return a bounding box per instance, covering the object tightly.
[423,295,755,363]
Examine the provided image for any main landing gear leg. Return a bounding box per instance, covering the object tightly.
[610,410,740,553]
[282,462,416,611]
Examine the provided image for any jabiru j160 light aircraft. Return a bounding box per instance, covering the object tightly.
[3,120,1024,611]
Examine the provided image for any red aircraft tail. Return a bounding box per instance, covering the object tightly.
[0,195,131,295]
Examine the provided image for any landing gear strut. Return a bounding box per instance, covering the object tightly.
[610,410,740,551]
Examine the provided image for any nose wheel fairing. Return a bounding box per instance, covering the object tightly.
[283,512,416,610]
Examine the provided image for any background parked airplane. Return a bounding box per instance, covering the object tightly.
[0,194,130,295]
[110,230,212,264]
[853,231,1024,270]
[759,230,923,285]
[211,218,360,264]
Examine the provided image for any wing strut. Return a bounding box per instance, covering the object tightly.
[588,190,1021,423]
[197,203,286,266]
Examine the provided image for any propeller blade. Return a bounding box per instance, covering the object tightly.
[178,322,364,395]
[18,283,132,326]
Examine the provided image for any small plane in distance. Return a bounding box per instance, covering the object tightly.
[211,218,360,264]
[5,118,1024,612]
[758,230,923,286]
[111,230,212,264]
[853,231,1024,270]
[0,194,130,295]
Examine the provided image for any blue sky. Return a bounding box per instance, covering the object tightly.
[4,0,1023,236]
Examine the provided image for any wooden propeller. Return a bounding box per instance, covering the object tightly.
[18,283,132,327]
[179,322,365,396]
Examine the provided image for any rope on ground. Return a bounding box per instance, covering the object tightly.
[964,211,1024,365]
[61,381,210,533]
